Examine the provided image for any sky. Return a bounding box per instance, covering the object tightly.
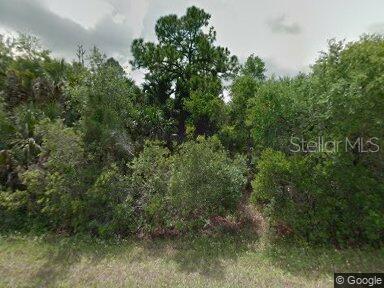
[0,0,384,81]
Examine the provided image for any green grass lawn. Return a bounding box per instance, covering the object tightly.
[0,233,383,288]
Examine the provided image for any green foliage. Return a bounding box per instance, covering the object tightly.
[184,76,226,136]
[240,54,266,80]
[34,121,86,231]
[221,72,259,153]
[0,12,384,247]
[127,138,247,232]
[81,49,140,167]
[251,149,292,202]
[128,141,173,231]
[252,150,384,246]
[249,37,384,245]
[169,137,246,230]
[0,120,87,232]
[36,120,84,172]
[131,6,238,141]
[86,164,134,237]
[0,99,14,149]
[247,79,298,152]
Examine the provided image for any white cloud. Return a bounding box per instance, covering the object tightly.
[0,0,133,60]
[1,0,384,78]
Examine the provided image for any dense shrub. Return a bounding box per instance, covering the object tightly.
[128,141,173,232]
[169,137,246,230]
[252,149,384,246]
[128,138,247,233]
[246,36,384,246]
[86,164,134,237]
[0,120,88,232]
[0,99,14,150]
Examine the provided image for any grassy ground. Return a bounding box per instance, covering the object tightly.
[0,233,383,288]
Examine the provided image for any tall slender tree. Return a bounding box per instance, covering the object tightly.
[131,6,238,142]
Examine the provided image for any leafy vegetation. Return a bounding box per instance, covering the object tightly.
[0,6,383,248]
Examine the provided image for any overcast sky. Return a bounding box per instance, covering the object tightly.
[1,0,384,79]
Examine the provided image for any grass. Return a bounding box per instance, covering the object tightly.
[0,233,383,287]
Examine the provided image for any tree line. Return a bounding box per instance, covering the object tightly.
[0,6,383,246]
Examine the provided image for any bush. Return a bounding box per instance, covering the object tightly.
[252,149,384,246]
[0,98,14,150]
[169,137,246,230]
[128,138,247,233]
[86,164,134,237]
[2,120,137,236]
[128,141,173,232]
[0,119,86,232]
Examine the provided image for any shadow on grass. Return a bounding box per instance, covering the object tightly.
[24,235,137,287]
[27,232,257,283]
[3,232,384,286]
[138,234,384,279]
[262,241,384,276]
[139,232,256,279]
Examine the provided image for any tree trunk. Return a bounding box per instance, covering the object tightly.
[177,109,187,143]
